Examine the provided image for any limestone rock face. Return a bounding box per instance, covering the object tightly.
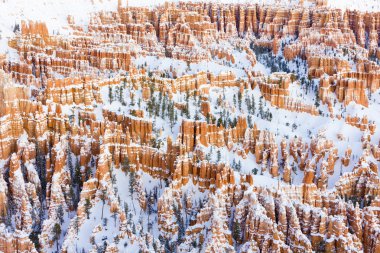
[0,225,37,253]
[45,77,102,106]
[256,72,319,115]
[0,174,7,217]
[9,153,33,234]
[320,74,371,107]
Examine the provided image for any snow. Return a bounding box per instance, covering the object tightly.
[1,0,380,251]
[0,0,118,56]
[124,0,317,8]
[135,55,249,79]
[126,0,380,11]
[98,54,370,190]
[75,202,120,251]
[252,175,280,187]
[66,165,168,252]
[1,0,377,56]
[327,0,380,12]
[252,61,271,76]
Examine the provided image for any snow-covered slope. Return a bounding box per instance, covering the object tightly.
[328,0,380,12]
[1,0,379,49]
[126,0,380,10]
[1,0,379,53]
[0,0,118,55]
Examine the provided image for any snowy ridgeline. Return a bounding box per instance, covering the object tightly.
[0,0,379,51]
[0,0,118,56]
[0,0,379,55]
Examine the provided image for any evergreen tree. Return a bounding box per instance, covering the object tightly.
[53,223,62,252]
[130,93,135,106]
[111,209,118,227]
[292,123,297,131]
[236,160,242,172]
[124,201,130,218]
[29,232,40,251]
[108,86,113,103]
[158,91,163,104]
[100,189,106,219]
[74,216,79,233]
[238,91,242,110]
[13,23,20,33]
[153,241,158,251]
[258,97,264,118]
[85,167,92,181]
[185,90,190,102]
[67,145,73,178]
[57,205,64,225]
[161,95,167,117]
[245,96,251,112]
[74,159,81,186]
[119,86,124,103]
[129,171,136,213]
[123,156,130,173]
[185,103,190,119]
[233,221,242,243]
[110,168,117,185]
[84,198,92,219]
[216,150,221,162]
[132,223,136,234]
[194,110,200,121]
[169,103,176,131]
[114,236,120,245]
[251,95,256,114]
[35,143,47,201]
[314,87,320,107]
[217,117,223,127]
[173,204,185,243]
[232,159,236,170]
[247,115,252,128]
[69,187,77,210]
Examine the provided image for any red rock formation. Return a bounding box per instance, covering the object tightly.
[256,72,319,115]
[0,2,379,253]
[0,226,37,253]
